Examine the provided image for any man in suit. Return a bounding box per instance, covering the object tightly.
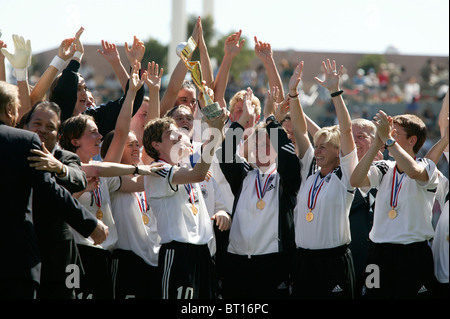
[21,101,90,299]
[0,81,108,299]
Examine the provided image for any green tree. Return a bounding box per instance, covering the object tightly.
[356,54,387,73]
[142,38,168,72]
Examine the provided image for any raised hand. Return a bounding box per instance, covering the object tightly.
[129,61,145,92]
[125,36,145,65]
[238,87,256,128]
[143,61,164,90]
[274,95,290,122]
[288,61,304,94]
[254,36,273,63]
[97,40,120,65]
[314,59,343,92]
[263,86,280,118]
[58,37,76,61]
[0,39,8,62]
[1,34,32,69]
[373,110,393,144]
[224,30,245,58]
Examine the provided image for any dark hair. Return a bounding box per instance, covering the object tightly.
[19,101,61,129]
[164,104,192,118]
[59,114,95,153]
[142,117,175,160]
[392,114,427,154]
[100,130,115,159]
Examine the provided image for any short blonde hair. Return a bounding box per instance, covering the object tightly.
[313,125,340,149]
[229,90,261,116]
[351,118,376,139]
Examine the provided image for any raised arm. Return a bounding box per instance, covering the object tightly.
[0,40,7,81]
[425,123,449,165]
[287,61,311,158]
[350,132,382,188]
[103,62,144,163]
[141,61,164,164]
[143,61,163,122]
[30,37,76,105]
[213,30,245,109]
[160,18,201,115]
[1,34,32,120]
[49,27,84,122]
[375,110,429,181]
[438,89,449,152]
[97,39,129,92]
[171,110,228,185]
[196,16,214,89]
[254,36,284,103]
[314,59,355,157]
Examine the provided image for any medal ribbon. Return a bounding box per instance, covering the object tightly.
[307,169,335,211]
[92,188,102,209]
[184,183,196,205]
[255,167,277,200]
[135,192,148,213]
[390,167,406,209]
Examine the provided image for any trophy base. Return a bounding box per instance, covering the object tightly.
[200,102,222,119]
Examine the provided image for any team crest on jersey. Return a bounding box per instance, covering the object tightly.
[201,185,208,199]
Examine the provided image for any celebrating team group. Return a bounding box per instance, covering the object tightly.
[0,16,448,300]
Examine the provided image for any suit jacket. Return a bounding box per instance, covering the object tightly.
[0,122,98,285]
[32,148,87,288]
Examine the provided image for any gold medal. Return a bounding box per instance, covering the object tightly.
[306,210,314,222]
[256,199,265,210]
[96,208,103,220]
[388,209,397,219]
[142,214,149,225]
[191,204,198,216]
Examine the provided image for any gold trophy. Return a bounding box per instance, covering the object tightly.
[176,37,222,119]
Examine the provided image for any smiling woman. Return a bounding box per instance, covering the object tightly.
[59,114,103,162]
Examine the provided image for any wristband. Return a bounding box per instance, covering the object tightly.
[13,68,28,81]
[73,51,83,60]
[132,164,140,175]
[288,92,299,98]
[49,55,66,71]
[265,115,276,124]
[330,90,344,98]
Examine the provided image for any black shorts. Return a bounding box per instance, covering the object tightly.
[76,244,113,299]
[158,241,217,299]
[112,249,159,299]
[291,245,355,299]
[221,252,291,299]
[362,241,436,299]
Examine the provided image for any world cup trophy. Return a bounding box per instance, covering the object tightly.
[176,37,222,119]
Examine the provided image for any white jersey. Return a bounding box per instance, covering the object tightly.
[432,152,449,284]
[71,176,120,251]
[191,141,234,213]
[144,162,214,245]
[228,163,281,256]
[432,201,449,283]
[294,146,358,250]
[190,142,230,256]
[364,158,438,244]
[110,190,160,266]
